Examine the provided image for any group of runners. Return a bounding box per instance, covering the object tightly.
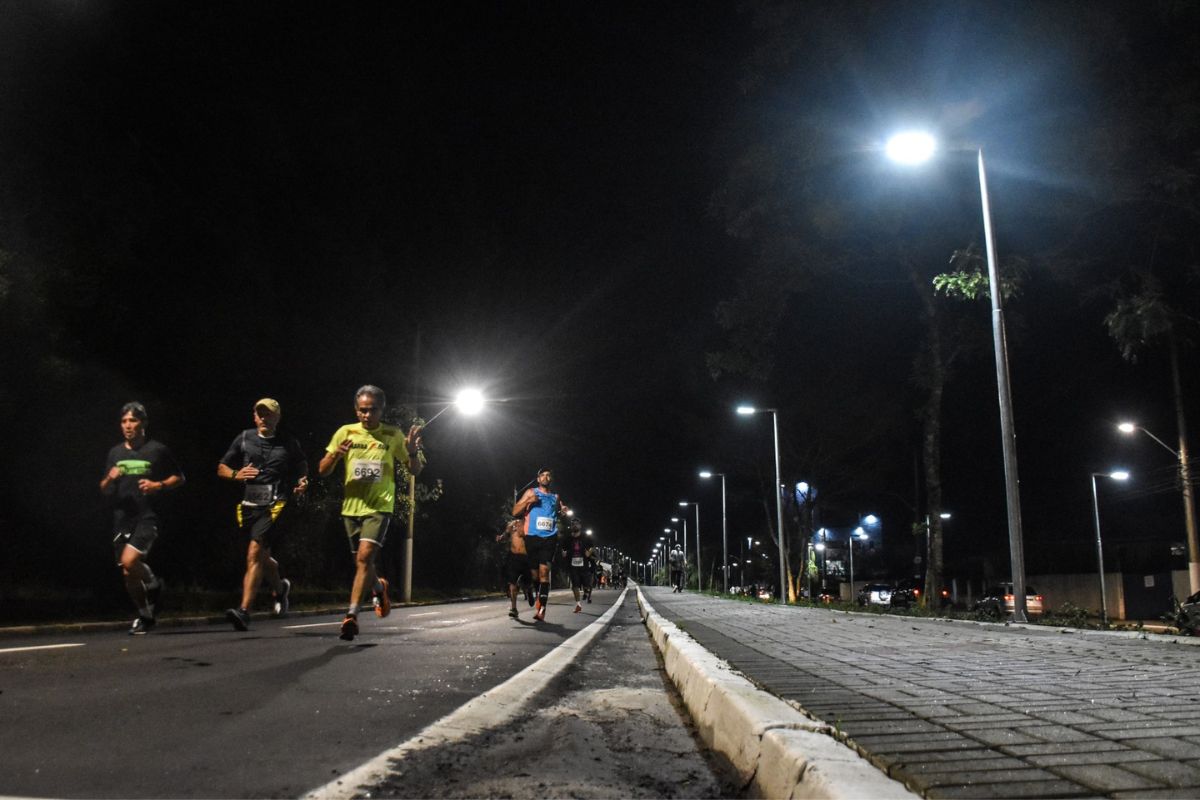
[102,385,423,640]
[499,468,604,622]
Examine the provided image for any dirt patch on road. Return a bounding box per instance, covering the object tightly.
[356,596,740,799]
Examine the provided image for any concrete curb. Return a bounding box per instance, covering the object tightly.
[303,587,629,799]
[637,587,919,800]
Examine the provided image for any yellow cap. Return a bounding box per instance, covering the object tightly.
[254,398,281,417]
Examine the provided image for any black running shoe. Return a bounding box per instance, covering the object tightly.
[226,607,250,631]
[524,583,535,607]
[272,578,291,618]
[129,616,155,635]
[339,614,358,641]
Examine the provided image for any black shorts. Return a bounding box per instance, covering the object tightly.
[569,566,591,589]
[525,535,557,567]
[237,500,288,547]
[503,552,531,584]
[112,516,159,564]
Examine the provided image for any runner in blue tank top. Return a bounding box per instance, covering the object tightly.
[513,468,570,622]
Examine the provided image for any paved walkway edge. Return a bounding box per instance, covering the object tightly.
[302,588,628,800]
[636,588,919,800]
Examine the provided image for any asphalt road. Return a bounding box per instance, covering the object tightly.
[0,590,613,799]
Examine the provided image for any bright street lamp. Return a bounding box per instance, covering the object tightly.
[1091,470,1130,625]
[699,470,729,593]
[886,131,1030,622]
[670,516,687,574]
[736,405,787,603]
[1119,421,1199,592]
[847,514,879,601]
[401,387,487,603]
[680,500,701,591]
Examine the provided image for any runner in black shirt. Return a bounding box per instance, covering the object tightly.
[218,398,308,631]
[99,402,185,634]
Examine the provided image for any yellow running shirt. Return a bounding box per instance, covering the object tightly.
[325,423,417,517]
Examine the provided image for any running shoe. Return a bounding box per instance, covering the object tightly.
[339,614,359,641]
[373,577,391,618]
[524,581,535,607]
[272,578,291,618]
[226,607,250,632]
[574,603,582,613]
[534,601,546,622]
[508,607,519,619]
[129,616,155,635]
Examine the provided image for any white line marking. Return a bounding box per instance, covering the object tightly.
[0,643,85,655]
[304,587,629,799]
[407,611,439,618]
[282,621,342,629]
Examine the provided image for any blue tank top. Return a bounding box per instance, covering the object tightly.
[525,489,559,539]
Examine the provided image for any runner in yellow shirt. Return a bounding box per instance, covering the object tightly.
[318,385,424,641]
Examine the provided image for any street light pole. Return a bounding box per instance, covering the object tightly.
[699,471,728,593]
[1120,421,1199,593]
[978,148,1030,623]
[403,388,486,603]
[681,501,701,591]
[737,407,788,603]
[887,135,1030,622]
[1091,470,1130,626]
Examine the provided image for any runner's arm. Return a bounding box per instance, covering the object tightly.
[512,488,537,517]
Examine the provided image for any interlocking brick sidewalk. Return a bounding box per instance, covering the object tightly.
[644,588,1200,799]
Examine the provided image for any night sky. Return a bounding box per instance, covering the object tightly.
[2,2,1197,589]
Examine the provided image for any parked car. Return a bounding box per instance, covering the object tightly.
[856,583,894,606]
[972,582,1044,617]
[890,578,951,609]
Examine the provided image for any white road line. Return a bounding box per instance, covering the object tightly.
[407,611,439,618]
[0,643,85,655]
[282,621,342,629]
[304,587,629,800]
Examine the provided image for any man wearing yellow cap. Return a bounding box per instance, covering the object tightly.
[218,398,309,631]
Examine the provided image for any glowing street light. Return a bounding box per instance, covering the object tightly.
[886,130,1030,622]
[680,500,701,591]
[885,131,937,165]
[1091,470,1130,625]
[401,387,487,603]
[699,470,729,593]
[736,405,787,603]
[1119,420,1199,592]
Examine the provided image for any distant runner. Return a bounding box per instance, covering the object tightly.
[669,544,685,592]
[318,385,423,641]
[99,402,185,634]
[218,398,308,631]
[512,468,569,623]
[497,518,530,619]
[562,519,592,613]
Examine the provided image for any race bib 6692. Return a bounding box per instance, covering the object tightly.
[350,459,384,483]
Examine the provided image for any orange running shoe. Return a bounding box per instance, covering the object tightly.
[339,614,359,641]
[373,578,391,618]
